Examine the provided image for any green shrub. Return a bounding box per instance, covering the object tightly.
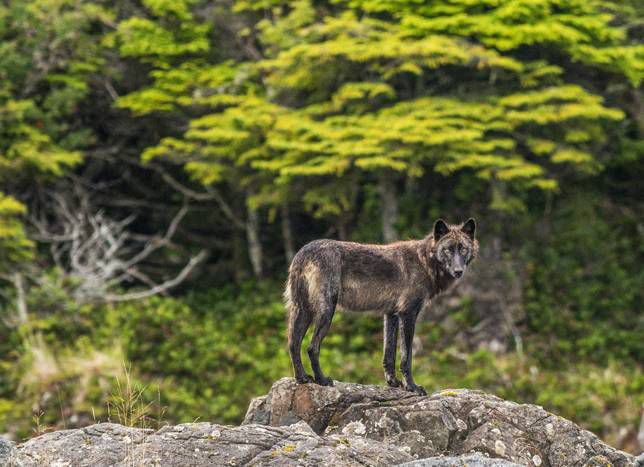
[521,195,643,364]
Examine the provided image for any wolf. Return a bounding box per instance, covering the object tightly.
[284,218,478,395]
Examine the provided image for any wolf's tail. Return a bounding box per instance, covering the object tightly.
[284,253,311,324]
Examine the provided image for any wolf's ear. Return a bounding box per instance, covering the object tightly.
[461,218,476,240]
[433,219,449,241]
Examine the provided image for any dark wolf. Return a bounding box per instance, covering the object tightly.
[285,218,478,395]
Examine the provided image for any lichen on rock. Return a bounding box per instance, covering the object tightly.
[244,378,636,467]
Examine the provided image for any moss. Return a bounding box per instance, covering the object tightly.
[338,437,351,447]
[583,455,613,467]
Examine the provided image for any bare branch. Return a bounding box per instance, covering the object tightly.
[13,273,29,325]
[27,186,204,305]
[116,203,187,272]
[103,78,119,101]
[123,267,159,289]
[83,147,245,230]
[149,164,245,229]
[103,250,208,303]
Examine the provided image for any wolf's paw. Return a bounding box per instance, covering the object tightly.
[315,375,333,386]
[385,375,402,388]
[402,382,427,396]
[295,373,315,384]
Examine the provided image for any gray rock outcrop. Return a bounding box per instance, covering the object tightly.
[399,453,523,466]
[7,378,636,466]
[14,421,412,466]
[244,378,635,467]
[0,438,19,467]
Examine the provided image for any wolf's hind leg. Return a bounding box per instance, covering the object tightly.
[383,313,401,387]
[288,303,314,384]
[307,299,337,386]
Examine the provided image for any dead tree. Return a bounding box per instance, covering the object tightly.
[29,188,207,305]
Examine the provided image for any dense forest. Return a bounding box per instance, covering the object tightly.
[0,0,642,453]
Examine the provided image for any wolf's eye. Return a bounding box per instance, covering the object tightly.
[460,247,467,255]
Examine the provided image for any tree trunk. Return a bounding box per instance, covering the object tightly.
[379,172,399,243]
[232,227,246,285]
[337,220,348,241]
[230,194,248,284]
[246,203,263,278]
[13,272,28,325]
[281,202,295,265]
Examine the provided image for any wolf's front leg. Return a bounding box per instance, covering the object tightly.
[399,312,426,395]
[383,313,401,387]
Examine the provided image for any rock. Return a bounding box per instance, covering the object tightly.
[399,452,523,466]
[244,378,635,467]
[10,378,636,467]
[635,452,644,467]
[17,424,151,467]
[14,421,413,466]
[0,437,19,467]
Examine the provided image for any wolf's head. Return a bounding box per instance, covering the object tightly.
[431,218,478,279]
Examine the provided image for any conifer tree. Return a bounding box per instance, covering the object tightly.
[116,0,642,244]
[0,0,111,269]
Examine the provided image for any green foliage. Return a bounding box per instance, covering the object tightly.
[392,0,643,84]
[112,284,290,422]
[0,0,108,158]
[111,0,221,116]
[116,0,640,214]
[112,0,209,63]
[143,97,283,187]
[116,62,241,115]
[0,194,32,269]
[522,195,643,363]
[0,98,81,176]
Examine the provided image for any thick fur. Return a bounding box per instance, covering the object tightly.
[285,218,479,395]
